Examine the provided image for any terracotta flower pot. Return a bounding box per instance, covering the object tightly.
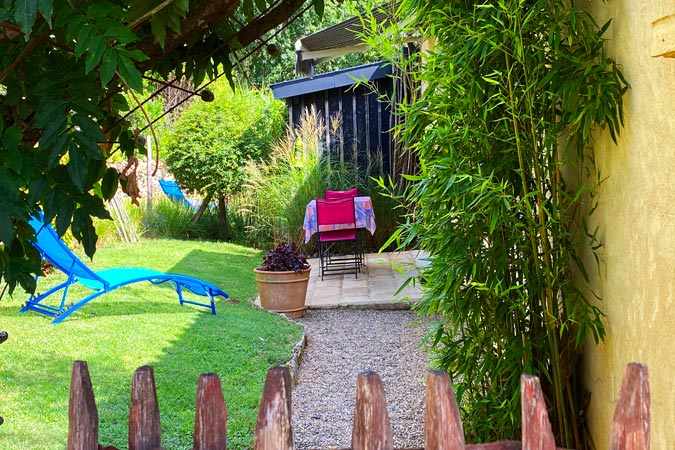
[254,266,311,319]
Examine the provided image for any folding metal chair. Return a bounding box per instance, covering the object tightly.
[324,188,364,266]
[316,197,361,280]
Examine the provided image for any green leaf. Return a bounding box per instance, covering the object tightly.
[99,48,117,87]
[242,0,254,21]
[72,208,98,259]
[85,36,107,73]
[55,202,74,237]
[0,210,14,246]
[67,145,87,192]
[1,124,22,151]
[150,15,167,48]
[313,0,324,19]
[37,0,52,26]
[14,0,38,38]
[71,113,106,144]
[103,26,138,44]
[75,24,95,58]
[35,99,66,128]
[101,167,118,200]
[72,131,104,160]
[254,0,267,13]
[116,54,143,91]
[115,47,149,62]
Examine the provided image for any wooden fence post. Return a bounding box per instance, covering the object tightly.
[352,371,394,450]
[610,363,650,450]
[254,366,293,450]
[129,365,162,450]
[194,373,228,450]
[425,370,464,450]
[68,360,98,450]
[520,374,557,450]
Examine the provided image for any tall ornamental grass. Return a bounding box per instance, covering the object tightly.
[240,106,401,252]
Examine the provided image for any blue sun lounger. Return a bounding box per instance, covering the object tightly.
[21,215,229,324]
[158,179,200,210]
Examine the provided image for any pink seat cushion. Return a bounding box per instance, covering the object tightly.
[319,229,357,242]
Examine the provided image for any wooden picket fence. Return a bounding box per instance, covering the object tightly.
[66,360,649,450]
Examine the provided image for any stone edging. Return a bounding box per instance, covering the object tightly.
[284,327,307,386]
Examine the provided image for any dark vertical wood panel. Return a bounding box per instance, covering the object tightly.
[352,91,358,165]
[364,89,371,164]
[290,98,302,131]
[367,89,383,175]
[341,88,354,163]
[379,78,393,177]
[282,74,398,178]
[338,89,344,161]
[327,88,342,160]
[324,90,331,153]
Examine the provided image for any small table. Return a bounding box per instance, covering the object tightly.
[303,196,377,243]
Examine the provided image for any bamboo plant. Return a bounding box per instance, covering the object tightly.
[364,0,628,448]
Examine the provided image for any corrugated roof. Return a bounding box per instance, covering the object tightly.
[271,61,392,99]
[295,3,398,77]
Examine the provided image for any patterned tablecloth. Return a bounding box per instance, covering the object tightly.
[303,196,377,243]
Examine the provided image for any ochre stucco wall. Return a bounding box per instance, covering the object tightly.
[577,1,675,448]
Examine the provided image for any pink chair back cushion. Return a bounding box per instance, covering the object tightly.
[325,187,359,199]
[316,198,356,226]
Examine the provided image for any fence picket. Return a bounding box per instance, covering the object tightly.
[68,360,98,450]
[521,374,557,450]
[352,371,394,450]
[425,370,464,450]
[610,363,650,450]
[254,366,294,450]
[62,362,649,450]
[194,373,228,450]
[129,365,162,450]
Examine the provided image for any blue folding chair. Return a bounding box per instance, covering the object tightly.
[21,215,229,324]
[158,179,200,210]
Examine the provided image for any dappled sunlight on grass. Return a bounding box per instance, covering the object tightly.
[0,238,303,449]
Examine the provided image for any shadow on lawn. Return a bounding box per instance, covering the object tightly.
[11,248,257,321]
[0,247,300,450]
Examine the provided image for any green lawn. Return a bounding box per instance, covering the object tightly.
[0,238,304,449]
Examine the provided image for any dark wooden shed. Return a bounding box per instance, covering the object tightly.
[270,61,400,178]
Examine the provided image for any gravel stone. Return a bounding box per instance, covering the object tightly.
[291,309,433,449]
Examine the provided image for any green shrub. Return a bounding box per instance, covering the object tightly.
[163,80,286,240]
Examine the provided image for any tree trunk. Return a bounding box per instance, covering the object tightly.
[191,191,214,224]
[217,195,228,241]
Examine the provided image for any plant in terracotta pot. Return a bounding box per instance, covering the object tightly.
[254,243,311,319]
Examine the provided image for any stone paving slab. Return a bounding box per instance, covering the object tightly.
[254,250,427,311]
[304,250,426,309]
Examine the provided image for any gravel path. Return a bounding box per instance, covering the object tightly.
[291,309,433,449]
